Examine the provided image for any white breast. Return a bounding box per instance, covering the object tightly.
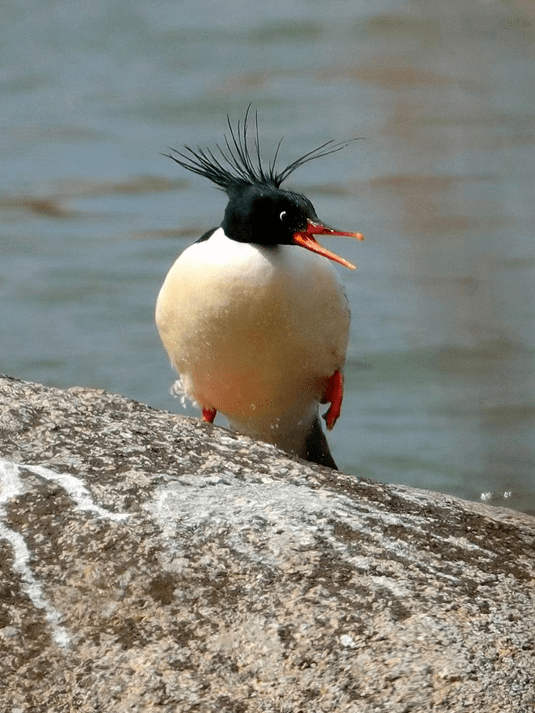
[155,228,350,455]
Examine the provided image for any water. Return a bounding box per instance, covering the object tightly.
[1,0,534,513]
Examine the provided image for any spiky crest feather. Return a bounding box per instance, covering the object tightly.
[165,107,357,195]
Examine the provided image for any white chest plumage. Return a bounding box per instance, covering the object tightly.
[155,228,350,455]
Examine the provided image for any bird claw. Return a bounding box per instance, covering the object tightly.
[202,407,217,423]
[321,370,343,430]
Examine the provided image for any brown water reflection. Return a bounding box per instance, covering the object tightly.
[334,1,534,511]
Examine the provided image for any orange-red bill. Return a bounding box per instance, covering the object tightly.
[293,220,364,270]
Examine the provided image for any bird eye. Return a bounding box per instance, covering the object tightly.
[279,211,287,221]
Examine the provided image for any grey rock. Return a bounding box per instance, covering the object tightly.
[0,373,534,713]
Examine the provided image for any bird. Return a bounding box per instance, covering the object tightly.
[155,110,363,469]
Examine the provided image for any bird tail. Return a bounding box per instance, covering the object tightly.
[304,415,338,470]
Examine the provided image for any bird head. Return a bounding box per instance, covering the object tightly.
[165,108,364,269]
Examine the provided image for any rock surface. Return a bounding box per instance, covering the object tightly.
[0,374,534,712]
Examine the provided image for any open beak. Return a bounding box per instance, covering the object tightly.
[293,220,364,270]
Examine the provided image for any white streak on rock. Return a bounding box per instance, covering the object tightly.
[0,459,71,647]
[0,458,129,649]
[24,462,129,522]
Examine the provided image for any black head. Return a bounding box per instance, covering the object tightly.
[220,183,320,245]
[165,107,355,247]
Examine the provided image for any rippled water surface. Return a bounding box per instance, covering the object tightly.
[1,0,534,512]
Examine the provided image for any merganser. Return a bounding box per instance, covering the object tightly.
[155,110,363,469]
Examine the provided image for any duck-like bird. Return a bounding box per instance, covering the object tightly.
[155,111,363,469]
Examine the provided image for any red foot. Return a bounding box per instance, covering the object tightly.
[202,407,217,423]
[321,370,344,431]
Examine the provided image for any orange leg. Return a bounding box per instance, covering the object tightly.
[202,407,217,423]
[322,370,344,431]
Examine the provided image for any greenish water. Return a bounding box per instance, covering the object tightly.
[1,0,534,512]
